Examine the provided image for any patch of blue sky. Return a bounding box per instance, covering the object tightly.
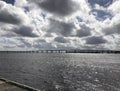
[76,16,91,24]
[41,12,46,19]
[3,0,15,5]
[23,7,30,13]
[90,9,113,21]
[76,16,83,22]
[88,0,113,7]
[0,40,15,45]
[0,41,5,44]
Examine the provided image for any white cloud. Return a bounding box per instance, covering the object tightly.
[0,1,29,25]
[15,0,27,7]
[0,0,120,50]
[0,1,39,37]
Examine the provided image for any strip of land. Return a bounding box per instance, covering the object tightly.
[0,78,40,91]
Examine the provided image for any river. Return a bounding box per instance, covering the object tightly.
[0,53,120,91]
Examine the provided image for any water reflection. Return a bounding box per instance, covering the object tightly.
[0,53,120,91]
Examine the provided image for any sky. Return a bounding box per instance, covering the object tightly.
[0,0,120,50]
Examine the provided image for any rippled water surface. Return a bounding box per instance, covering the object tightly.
[0,53,120,91]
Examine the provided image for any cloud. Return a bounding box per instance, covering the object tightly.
[13,25,39,37]
[17,38,56,50]
[29,0,79,17]
[0,10,21,24]
[102,24,120,35]
[0,25,39,37]
[17,38,33,48]
[0,0,120,50]
[47,19,75,37]
[0,1,29,25]
[15,0,27,7]
[76,24,92,37]
[108,0,120,14]
[54,37,69,43]
[85,36,107,44]
[0,1,39,37]
[101,0,120,35]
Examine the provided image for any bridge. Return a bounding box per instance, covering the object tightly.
[0,50,120,53]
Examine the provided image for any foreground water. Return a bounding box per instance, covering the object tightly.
[0,53,120,91]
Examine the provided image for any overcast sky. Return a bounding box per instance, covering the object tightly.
[0,0,120,50]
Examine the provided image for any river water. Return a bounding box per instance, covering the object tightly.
[0,53,120,91]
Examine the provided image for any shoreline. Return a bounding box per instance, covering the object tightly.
[0,77,41,91]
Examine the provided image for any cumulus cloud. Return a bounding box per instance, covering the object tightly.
[46,19,75,37]
[0,0,120,50]
[0,1,39,38]
[76,24,92,37]
[17,38,56,50]
[85,36,107,44]
[0,1,29,25]
[15,0,27,7]
[29,0,79,17]
[0,10,21,24]
[13,25,39,37]
[54,37,69,43]
[101,0,120,35]
[0,24,39,37]
[102,24,120,35]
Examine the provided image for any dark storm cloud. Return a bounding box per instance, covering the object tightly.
[76,24,92,37]
[47,19,75,37]
[54,37,68,43]
[102,24,120,35]
[29,0,79,16]
[0,9,22,24]
[85,36,107,44]
[13,25,39,37]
